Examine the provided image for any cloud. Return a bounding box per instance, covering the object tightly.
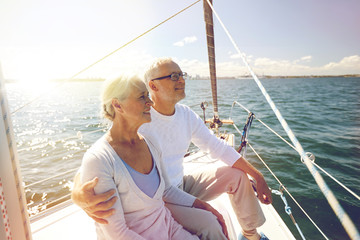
[293,55,312,64]
[230,55,360,76]
[323,55,360,74]
[173,36,197,47]
[300,56,312,62]
[230,53,241,59]
[173,41,185,47]
[229,52,253,61]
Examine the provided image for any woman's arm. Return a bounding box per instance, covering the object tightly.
[71,173,116,224]
[80,152,145,240]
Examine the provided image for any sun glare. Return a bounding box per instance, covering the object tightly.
[19,78,54,97]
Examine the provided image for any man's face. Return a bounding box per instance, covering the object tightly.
[150,61,186,104]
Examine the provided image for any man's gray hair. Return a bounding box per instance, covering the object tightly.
[143,57,174,86]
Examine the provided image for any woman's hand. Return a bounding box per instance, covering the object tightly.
[192,198,229,240]
[71,173,117,224]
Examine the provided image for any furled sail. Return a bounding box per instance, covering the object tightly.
[203,0,218,118]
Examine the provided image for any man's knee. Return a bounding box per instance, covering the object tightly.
[215,166,248,193]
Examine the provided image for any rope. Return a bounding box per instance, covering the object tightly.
[237,112,254,158]
[311,161,360,201]
[231,100,360,201]
[272,188,306,240]
[205,1,359,237]
[207,3,360,235]
[17,127,106,153]
[11,0,201,115]
[25,168,78,189]
[248,143,329,239]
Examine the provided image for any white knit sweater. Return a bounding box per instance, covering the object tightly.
[80,135,198,240]
[139,103,241,187]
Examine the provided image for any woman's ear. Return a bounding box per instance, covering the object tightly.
[112,99,122,111]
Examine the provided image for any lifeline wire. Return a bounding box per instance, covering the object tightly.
[204,0,360,239]
[231,100,360,201]
[248,143,328,240]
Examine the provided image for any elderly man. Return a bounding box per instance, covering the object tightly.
[72,58,272,240]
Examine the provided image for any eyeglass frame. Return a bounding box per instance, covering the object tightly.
[151,72,187,81]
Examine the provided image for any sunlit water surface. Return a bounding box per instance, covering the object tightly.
[5,77,360,240]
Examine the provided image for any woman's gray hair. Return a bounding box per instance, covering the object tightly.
[100,74,144,121]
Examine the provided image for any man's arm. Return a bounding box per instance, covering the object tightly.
[232,157,272,204]
[71,173,117,224]
[186,108,272,204]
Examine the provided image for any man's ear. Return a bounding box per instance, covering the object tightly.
[148,81,158,91]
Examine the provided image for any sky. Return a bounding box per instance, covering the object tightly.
[0,0,359,82]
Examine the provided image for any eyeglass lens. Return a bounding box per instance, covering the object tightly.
[170,72,187,81]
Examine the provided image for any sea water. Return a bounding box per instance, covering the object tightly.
[5,77,360,240]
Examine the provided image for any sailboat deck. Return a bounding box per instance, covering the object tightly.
[31,150,295,240]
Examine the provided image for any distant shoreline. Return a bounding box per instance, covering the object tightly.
[4,78,106,83]
[190,74,360,80]
[4,74,360,83]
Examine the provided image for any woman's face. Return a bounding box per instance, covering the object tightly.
[119,83,153,125]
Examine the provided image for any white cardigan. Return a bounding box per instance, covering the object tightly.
[80,135,198,240]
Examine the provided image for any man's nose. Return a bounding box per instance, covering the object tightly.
[177,75,185,83]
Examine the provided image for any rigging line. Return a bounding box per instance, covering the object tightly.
[68,0,201,80]
[254,118,360,201]
[231,101,360,201]
[247,142,329,240]
[17,127,107,153]
[25,168,78,189]
[31,193,72,210]
[11,0,201,115]
[208,3,360,234]
[311,161,360,201]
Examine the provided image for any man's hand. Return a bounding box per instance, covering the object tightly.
[232,157,273,204]
[192,198,229,240]
[71,173,117,224]
[254,176,272,204]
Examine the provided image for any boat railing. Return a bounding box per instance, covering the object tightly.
[23,128,108,219]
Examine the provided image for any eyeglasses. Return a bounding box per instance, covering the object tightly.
[151,72,187,81]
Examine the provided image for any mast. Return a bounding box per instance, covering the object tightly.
[203,0,219,118]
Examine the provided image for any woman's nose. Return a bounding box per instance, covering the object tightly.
[146,97,154,106]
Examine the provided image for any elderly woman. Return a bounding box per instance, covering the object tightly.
[79,75,199,239]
